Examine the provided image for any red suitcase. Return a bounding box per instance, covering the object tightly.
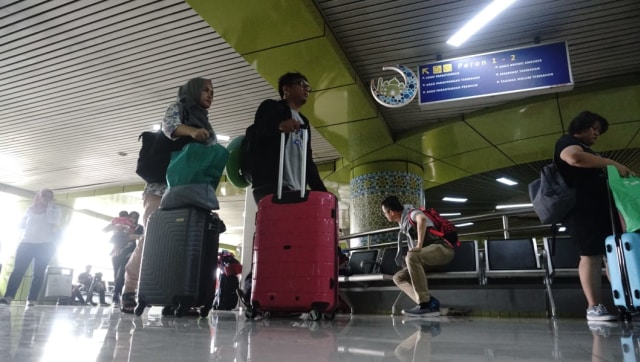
[247,129,339,321]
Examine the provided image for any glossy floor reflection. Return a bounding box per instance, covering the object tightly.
[0,302,637,361]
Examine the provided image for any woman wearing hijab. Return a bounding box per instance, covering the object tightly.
[0,189,62,306]
[119,77,216,313]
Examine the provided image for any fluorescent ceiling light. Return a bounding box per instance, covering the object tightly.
[152,124,161,131]
[216,134,230,142]
[446,0,517,47]
[440,212,461,217]
[442,197,468,203]
[495,203,532,209]
[496,177,518,186]
[558,226,566,232]
[455,222,474,227]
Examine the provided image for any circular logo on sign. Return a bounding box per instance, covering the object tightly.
[370,65,417,108]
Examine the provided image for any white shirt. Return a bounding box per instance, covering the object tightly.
[282,110,305,191]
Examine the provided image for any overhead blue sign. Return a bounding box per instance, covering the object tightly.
[418,41,573,109]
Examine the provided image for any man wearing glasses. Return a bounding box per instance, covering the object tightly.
[247,72,327,204]
[237,72,328,308]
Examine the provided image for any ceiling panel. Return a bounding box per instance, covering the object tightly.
[466,96,564,145]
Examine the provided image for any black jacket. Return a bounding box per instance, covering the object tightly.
[250,99,326,192]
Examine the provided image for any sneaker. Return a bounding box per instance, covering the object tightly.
[26,301,36,307]
[402,297,441,317]
[0,297,12,305]
[112,294,121,305]
[586,304,617,321]
[429,296,440,309]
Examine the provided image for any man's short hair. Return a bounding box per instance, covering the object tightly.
[278,72,308,99]
[381,196,404,212]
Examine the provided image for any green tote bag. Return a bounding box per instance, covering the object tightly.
[161,142,230,210]
[607,165,640,232]
[166,142,229,188]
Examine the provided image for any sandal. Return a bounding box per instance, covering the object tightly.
[120,292,136,314]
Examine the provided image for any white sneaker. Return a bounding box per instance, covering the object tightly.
[586,304,617,321]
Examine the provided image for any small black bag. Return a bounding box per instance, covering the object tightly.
[135,131,190,184]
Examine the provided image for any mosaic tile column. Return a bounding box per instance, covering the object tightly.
[349,161,423,247]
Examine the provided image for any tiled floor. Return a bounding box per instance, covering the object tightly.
[0,302,635,361]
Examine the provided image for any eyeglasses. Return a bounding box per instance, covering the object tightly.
[294,80,312,92]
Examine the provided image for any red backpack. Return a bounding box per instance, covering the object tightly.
[409,207,460,248]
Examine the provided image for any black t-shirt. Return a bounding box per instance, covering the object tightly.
[553,134,606,193]
[553,134,612,254]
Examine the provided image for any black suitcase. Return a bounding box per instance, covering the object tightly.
[136,207,221,317]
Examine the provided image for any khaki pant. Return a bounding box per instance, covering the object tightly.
[393,243,454,304]
[123,192,161,294]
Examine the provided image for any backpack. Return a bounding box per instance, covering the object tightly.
[528,163,576,224]
[213,251,242,311]
[409,207,460,247]
[135,131,190,184]
[213,273,239,310]
[239,124,257,184]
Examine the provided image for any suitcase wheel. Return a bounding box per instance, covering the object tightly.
[199,306,211,318]
[161,306,175,316]
[323,311,336,321]
[616,307,633,322]
[245,308,257,319]
[174,304,185,318]
[309,309,321,321]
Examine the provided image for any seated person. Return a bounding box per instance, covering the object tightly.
[72,265,109,306]
[338,247,351,276]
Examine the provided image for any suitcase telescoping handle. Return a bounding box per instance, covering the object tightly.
[277,125,308,200]
[607,176,635,311]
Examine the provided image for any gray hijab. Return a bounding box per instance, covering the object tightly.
[177,77,216,142]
